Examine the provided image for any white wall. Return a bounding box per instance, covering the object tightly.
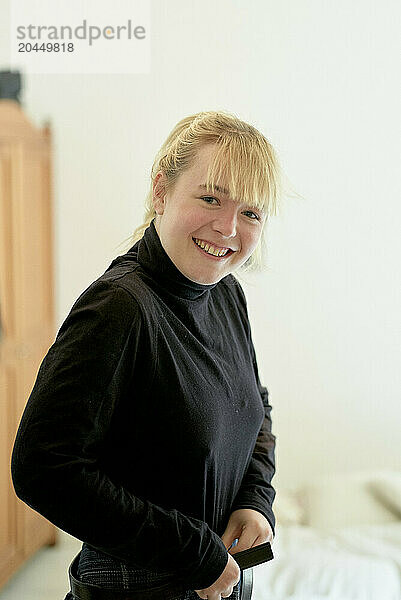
[1,0,400,489]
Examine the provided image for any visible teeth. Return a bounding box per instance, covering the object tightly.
[194,238,229,257]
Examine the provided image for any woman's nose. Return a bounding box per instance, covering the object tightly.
[212,209,238,239]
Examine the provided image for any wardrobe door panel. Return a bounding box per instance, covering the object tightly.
[0,363,21,586]
[0,100,57,589]
[0,142,15,338]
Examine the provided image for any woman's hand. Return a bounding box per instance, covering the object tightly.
[221,508,274,555]
[194,509,273,599]
[194,553,240,599]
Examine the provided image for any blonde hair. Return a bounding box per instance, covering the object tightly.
[124,110,283,273]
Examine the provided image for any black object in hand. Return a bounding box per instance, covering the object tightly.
[232,542,274,570]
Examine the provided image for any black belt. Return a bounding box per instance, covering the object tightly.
[68,551,253,600]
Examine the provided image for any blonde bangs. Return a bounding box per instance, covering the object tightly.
[200,132,281,218]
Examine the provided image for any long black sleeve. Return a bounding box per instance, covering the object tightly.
[11,280,228,589]
[230,286,276,535]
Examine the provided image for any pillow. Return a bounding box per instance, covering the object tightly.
[274,486,305,525]
[368,470,401,518]
[298,470,400,529]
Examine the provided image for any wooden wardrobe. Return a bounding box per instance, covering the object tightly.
[0,99,57,589]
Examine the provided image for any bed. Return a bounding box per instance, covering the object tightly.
[252,470,401,600]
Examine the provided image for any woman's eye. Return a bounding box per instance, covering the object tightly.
[200,197,261,221]
[243,210,260,221]
[201,196,219,205]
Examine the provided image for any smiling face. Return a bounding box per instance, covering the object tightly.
[152,143,266,285]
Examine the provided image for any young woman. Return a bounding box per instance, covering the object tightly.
[11,110,281,600]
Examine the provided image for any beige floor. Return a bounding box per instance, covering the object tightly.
[0,530,82,599]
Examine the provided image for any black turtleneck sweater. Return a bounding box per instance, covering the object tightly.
[11,219,276,590]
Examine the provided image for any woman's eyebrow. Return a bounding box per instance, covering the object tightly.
[198,183,230,196]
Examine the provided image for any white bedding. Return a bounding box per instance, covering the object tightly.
[252,522,401,600]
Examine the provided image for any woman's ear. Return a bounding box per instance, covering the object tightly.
[152,171,167,215]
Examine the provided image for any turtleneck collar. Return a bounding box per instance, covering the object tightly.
[130,218,219,301]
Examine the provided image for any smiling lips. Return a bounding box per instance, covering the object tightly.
[192,237,235,258]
